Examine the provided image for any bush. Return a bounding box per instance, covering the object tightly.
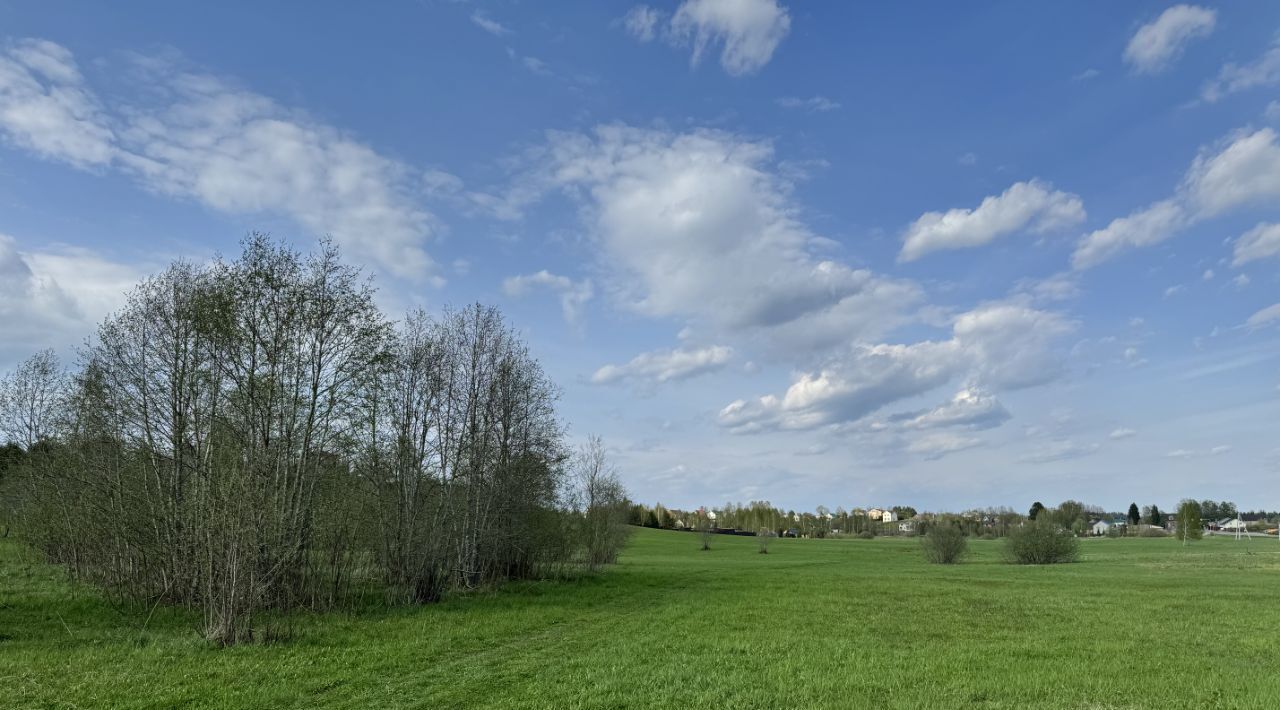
[921,525,967,564]
[1139,526,1168,538]
[1005,519,1079,564]
[857,531,875,540]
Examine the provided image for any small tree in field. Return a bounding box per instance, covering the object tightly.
[1005,517,1079,564]
[921,525,967,564]
[699,519,713,551]
[757,528,772,554]
[1028,501,1045,520]
[1177,499,1203,546]
[1127,503,1141,529]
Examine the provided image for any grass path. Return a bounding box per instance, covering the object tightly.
[3,529,1279,708]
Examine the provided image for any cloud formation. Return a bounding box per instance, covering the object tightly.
[0,38,440,282]
[503,270,594,326]
[1074,128,1280,268]
[1123,4,1216,74]
[592,345,733,385]
[901,180,1085,261]
[624,0,790,75]
[1232,222,1280,266]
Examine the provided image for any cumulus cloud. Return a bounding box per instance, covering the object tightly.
[1232,222,1280,266]
[650,0,791,76]
[1074,128,1280,268]
[591,345,733,385]
[0,38,440,282]
[503,270,594,326]
[1202,38,1280,102]
[534,124,921,355]
[717,302,1073,433]
[1123,4,1216,74]
[894,389,1012,431]
[776,96,840,112]
[900,180,1084,261]
[1072,200,1185,270]
[622,5,663,42]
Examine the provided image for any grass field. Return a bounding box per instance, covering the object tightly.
[3,528,1279,709]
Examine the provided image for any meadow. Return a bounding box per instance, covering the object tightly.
[2,528,1278,709]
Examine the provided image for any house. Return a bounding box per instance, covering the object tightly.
[881,510,898,522]
[1090,518,1127,536]
[867,508,885,521]
[898,520,916,533]
[1220,518,1247,532]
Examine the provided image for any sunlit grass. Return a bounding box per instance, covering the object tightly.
[2,529,1279,708]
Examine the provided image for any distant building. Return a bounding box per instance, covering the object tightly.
[898,520,916,533]
[881,510,898,522]
[1220,518,1247,531]
[867,508,885,521]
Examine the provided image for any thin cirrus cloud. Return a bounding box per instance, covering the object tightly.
[899,180,1085,262]
[0,38,442,283]
[591,345,734,385]
[1245,303,1280,329]
[624,0,791,76]
[470,11,513,37]
[502,270,594,327]
[776,96,840,112]
[1073,127,1280,269]
[1123,4,1216,74]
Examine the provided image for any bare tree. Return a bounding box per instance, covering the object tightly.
[0,349,66,449]
[571,435,629,571]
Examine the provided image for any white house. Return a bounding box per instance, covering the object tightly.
[1220,518,1247,531]
[898,520,916,533]
[881,510,898,522]
[867,508,885,521]
[1091,520,1111,536]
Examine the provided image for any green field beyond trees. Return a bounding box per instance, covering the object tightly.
[3,527,1279,709]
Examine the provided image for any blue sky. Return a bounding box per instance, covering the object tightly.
[2,1,1279,512]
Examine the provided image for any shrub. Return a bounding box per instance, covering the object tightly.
[757,528,772,554]
[1139,526,1167,538]
[857,531,875,540]
[1005,519,1079,564]
[921,525,967,564]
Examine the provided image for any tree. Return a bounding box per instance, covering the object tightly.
[572,436,631,571]
[1029,501,1045,520]
[1149,505,1163,527]
[1127,503,1141,527]
[1005,517,1079,564]
[0,349,66,449]
[921,525,967,564]
[757,528,772,554]
[1177,499,1203,546]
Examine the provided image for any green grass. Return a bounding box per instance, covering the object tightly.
[3,529,1279,709]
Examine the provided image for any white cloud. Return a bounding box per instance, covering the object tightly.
[1123,4,1216,74]
[470,11,512,37]
[1109,427,1137,440]
[776,96,840,112]
[1202,39,1280,102]
[1232,222,1280,266]
[896,389,1011,431]
[1233,274,1251,289]
[900,180,1085,261]
[0,39,440,282]
[503,270,594,326]
[1202,268,1215,281]
[1167,445,1232,458]
[1164,284,1184,298]
[1246,303,1280,329]
[1074,128,1280,268]
[535,125,921,355]
[592,344,733,385]
[718,302,1073,433]
[1184,128,1280,216]
[668,0,791,76]
[0,234,142,362]
[1072,200,1186,269]
[622,5,663,42]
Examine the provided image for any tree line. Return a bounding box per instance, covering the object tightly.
[0,235,630,645]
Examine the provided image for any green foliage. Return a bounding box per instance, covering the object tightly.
[920,525,967,564]
[1005,518,1079,564]
[1178,499,1204,544]
[1127,503,1141,526]
[1028,501,1045,520]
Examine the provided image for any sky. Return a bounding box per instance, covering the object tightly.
[1,1,1278,513]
